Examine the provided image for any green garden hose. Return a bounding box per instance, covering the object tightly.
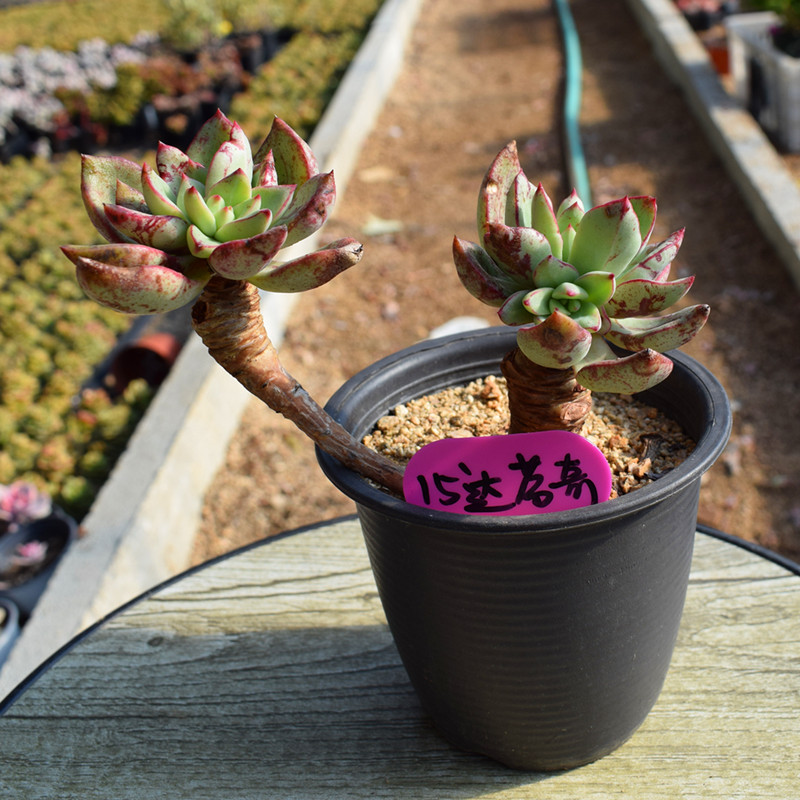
[553,0,592,207]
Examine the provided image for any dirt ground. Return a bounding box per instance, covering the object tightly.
[192,0,800,565]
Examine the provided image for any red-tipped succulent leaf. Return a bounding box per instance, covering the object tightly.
[249,238,364,292]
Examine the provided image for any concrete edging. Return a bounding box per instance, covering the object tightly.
[0,0,424,699]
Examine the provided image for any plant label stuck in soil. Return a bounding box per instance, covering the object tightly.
[403,431,612,516]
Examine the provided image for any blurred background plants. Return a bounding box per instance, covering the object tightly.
[0,0,383,519]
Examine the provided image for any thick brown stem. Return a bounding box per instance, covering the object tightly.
[501,346,592,434]
[191,276,405,494]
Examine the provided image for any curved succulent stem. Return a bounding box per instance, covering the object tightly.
[501,346,592,434]
[191,277,405,494]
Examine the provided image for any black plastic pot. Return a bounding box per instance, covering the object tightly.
[0,596,20,668]
[317,327,731,771]
[0,508,78,622]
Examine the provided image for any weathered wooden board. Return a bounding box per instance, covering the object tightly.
[1,518,798,799]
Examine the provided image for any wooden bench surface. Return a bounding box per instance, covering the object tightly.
[1,517,798,799]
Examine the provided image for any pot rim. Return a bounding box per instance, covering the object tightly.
[318,326,732,535]
[0,595,20,616]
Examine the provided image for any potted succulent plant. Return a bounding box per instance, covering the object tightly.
[317,143,729,770]
[0,482,78,621]
[62,111,730,771]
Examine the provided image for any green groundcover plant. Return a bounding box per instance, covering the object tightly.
[0,0,382,519]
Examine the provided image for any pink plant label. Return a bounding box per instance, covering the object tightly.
[403,431,613,516]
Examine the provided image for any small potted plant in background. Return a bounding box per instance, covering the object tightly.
[726,0,800,149]
[0,481,78,622]
[677,0,739,31]
[675,1,740,74]
[62,111,730,770]
[745,0,800,53]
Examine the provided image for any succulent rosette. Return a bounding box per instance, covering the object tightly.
[453,142,709,393]
[60,110,405,495]
[62,110,363,314]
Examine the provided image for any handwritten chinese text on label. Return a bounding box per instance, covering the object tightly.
[403,431,613,516]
